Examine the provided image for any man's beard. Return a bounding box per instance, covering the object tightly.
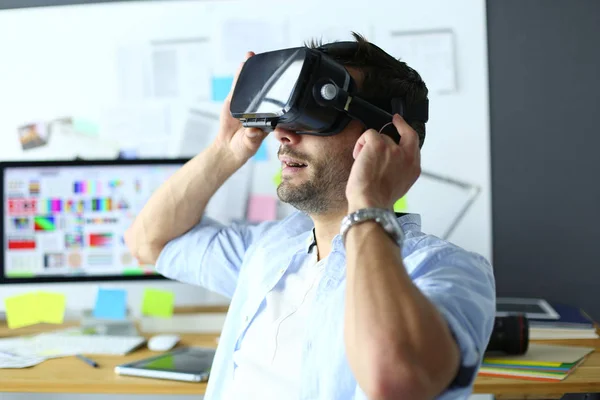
[277,146,354,215]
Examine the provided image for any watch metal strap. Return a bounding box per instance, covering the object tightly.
[340,208,398,245]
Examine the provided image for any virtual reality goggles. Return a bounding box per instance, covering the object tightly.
[230,42,429,145]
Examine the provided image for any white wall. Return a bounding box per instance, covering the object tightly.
[0,0,491,311]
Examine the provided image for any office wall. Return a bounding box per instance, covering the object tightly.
[0,0,492,312]
[488,0,600,321]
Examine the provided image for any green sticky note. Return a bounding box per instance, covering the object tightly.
[394,196,408,212]
[142,288,174,318]
[37,292,66,324]
[5,293,41,329]
[72,118,99,136]
[273,169,282,187]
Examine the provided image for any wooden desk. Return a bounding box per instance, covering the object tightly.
[1,323,600,398]
[0,322,217,395]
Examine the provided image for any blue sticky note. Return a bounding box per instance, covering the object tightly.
[253,141,269,161]
[93,288,127,320]
[211,76,234,101]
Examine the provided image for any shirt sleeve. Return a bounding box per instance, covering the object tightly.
[412,246,496,399]
[351,247,495,400]
[154,215,279,299]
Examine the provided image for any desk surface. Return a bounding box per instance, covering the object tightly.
[1,323,600,397]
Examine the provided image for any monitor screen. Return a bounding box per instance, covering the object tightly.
[1,160,186,284]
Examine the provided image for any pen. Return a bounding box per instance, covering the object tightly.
[76,354,99,368]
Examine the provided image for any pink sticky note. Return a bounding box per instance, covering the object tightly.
[247,195,277,223]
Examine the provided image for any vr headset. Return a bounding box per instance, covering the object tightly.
[230,42,429,146]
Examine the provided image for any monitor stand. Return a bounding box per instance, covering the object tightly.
[80,309,139,336]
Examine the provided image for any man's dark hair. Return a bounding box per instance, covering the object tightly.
[307,32,429,147]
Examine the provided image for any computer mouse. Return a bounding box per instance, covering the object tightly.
[147,334,180,352]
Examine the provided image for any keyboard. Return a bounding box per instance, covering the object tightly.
[0,330,146,358]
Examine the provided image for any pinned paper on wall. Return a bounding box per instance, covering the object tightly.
[394,196,408,212]
[218,19,287,67]
[4,292,66,329]
[17,122,50,151]
[379,29,457,93]
[99,103,171,144]
[150,37,211,101]
[247,194,278,223]
[253,141,269,161]
[93,288,127,320]
[116,38,211,102]
[177,107,220,158]
[211,76,234,102]
[72,118,100,137]
[142,288,175,318]
[206,161,252,224]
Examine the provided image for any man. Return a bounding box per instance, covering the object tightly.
[125,34,496,400]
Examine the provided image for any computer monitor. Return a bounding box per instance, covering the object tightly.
[0,158,187,284]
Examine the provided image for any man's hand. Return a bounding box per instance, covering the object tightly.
[214,51,269,166]
[346,114,421,211]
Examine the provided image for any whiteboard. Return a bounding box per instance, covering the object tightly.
[0,0,492,259]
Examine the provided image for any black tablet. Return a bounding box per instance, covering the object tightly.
[114,346,216,382]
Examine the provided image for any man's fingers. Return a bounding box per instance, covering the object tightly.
[379,132,396,146]
[392,114,419,150]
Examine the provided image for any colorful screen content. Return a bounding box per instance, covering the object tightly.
[3,164,181,280]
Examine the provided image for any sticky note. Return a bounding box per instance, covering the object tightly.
[5,293,40,329]
[247,194,278,223]
[72,118,99,136]
[93,288,127,320]
[273,169,282,187]
[394,196,408,212]
[37,292,66,324]
[142,288,175,318]
[211,76,234,102]
[253,141,269,161]
[4,291,66,329]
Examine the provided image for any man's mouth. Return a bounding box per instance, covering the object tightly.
[280,157,308,169]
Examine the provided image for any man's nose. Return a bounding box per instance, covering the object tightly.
[274,127,302,145]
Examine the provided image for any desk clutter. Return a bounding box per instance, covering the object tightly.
[3,286,175,330]
[0,286,226,371]
[479,343,595,382]
[0,327,146,368]
[478,298,599,382]
[0,286,174,369]
[527,302,599,340]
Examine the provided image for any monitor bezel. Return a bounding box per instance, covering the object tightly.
[0,158,189,285]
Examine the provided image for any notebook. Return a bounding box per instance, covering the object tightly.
[479,344,594,382]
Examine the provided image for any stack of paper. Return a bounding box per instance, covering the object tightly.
[528,303,599,340]
[479,344,595,381]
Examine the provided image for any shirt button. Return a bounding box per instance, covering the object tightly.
[279,268,285,274]
[244,315,250,323]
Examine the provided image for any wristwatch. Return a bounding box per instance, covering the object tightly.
[340,208,404,247]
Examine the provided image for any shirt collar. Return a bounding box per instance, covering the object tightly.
[302,212,422,254]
